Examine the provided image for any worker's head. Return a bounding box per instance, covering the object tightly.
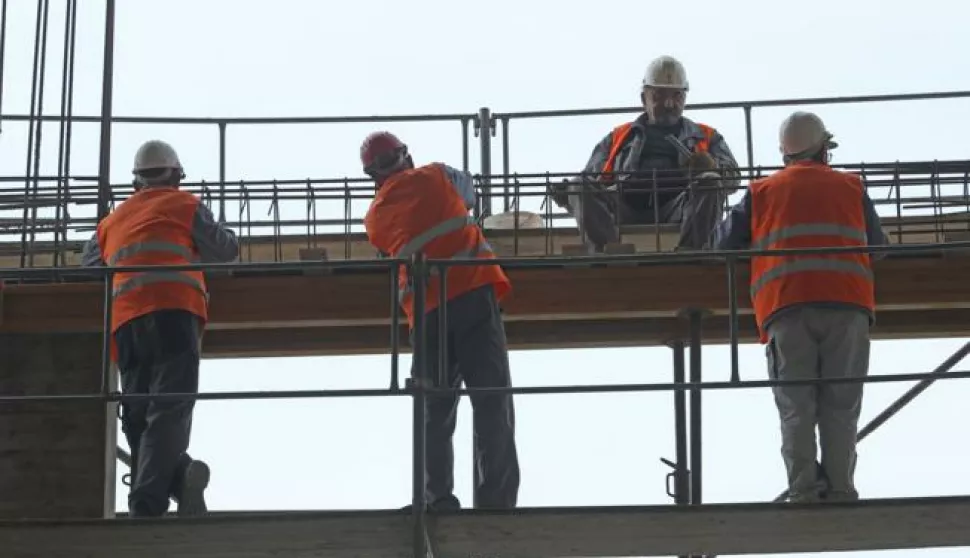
[640,55,689,127]
[131,140,185,190]
[778,111,838,165]
[360,131,413,188]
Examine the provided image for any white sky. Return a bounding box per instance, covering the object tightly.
[2,1,970,556]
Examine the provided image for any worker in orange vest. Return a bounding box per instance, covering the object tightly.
[712,112,888,503]
[549,55,740,252]
[80,140,239,517]
[361,131,520,511]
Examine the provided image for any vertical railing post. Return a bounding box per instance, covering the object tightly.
[218,121,227,223]
[409,253,430,557]
[100,269,117,518]
[501,116,510,213]
[477,107,493,218]
[726,256,740,383]
[678,307,709,507]
[96,0,116,222]
[389,260,401,391]
[670,340,690,504]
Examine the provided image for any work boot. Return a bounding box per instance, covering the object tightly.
[401,494,462,513]
[173,459,210,516]
[823,490,859,503]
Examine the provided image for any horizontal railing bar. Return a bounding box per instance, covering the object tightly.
[2,368,968,404]
[491,90,970,119]
[0,240,966,279]
[0,112,478,125]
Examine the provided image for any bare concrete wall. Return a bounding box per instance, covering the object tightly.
[0,332,114,519]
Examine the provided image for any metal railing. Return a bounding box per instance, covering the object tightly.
[1,238,970,556]
[4,90,970,268]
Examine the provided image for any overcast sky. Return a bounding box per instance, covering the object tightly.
[2,1,970,556]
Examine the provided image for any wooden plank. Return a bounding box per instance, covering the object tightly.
[199,306,970,358]
[2,256,969,336]
[2,496,969,557]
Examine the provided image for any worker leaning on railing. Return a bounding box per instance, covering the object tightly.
[360,131,520,511]
[711,111,889,503]
[80,140,239,518]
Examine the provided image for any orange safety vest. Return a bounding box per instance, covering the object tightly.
[600,121,716,180]
[363,164,511,328]
[97,187,209,335]
[748,161,875,343]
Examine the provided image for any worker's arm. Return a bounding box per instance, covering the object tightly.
[191,203,240,263]
[710,190,752,251]
[439,164,476,210]
[862,188,890,260]
[706,129,742,194]
[80,233,106,267]
[580,132,616,178]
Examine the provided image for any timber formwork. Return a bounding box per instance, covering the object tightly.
[4,3,970,556]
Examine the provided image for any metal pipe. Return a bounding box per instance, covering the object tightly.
[687,310,704,505]
[478,107,492,217]
[6,367,970,405]
[96,0,116,221]
[501,116,510,212]
[20,0,46,269]
[0,0,7,135]
[726,257,740,382]
[218,122,227,222]
[389,264,400,391]
[409,253,429,557]
[671,340,689,506]
[743,106,754,181]
[26,0,51,267]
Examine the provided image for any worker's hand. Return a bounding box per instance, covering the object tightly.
[684,152,718,176]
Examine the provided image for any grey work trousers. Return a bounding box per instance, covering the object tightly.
[565,175,725,252]
[764,306,870,502]
[115,309,202,517]
[412,284,520,509]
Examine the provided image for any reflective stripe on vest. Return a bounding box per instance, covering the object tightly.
[395,213,494,300]
[749,221,872,298]
[749,223,868,252]
[110,241,206,299]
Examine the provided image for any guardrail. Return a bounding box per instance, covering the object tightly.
[1,240,970,556]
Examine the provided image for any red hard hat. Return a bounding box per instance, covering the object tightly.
[360,131,407,175]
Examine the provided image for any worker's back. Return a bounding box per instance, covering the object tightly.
[748,161,875,337]
[364,163,510,324]
[97,186,208,332]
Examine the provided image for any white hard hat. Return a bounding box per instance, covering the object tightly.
[132,140,183,174]
[642,55,689,91]
[779,111,838,158]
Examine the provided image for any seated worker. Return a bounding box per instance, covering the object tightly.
[550,55,741,252]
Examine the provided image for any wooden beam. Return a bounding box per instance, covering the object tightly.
[199,306,970,358]
[3,496,970,557]
[1,257,969,363]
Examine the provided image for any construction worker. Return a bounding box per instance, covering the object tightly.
[711,112,888,503]
[549,55,740,252]
[360,131,520,511]
[80,140,239,517]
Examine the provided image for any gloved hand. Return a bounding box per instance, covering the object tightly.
[684,152,718,176]
[684,153,721,180]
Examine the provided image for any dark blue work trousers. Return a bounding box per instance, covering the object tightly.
[412,284,520,509]
[114,309,201,517]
